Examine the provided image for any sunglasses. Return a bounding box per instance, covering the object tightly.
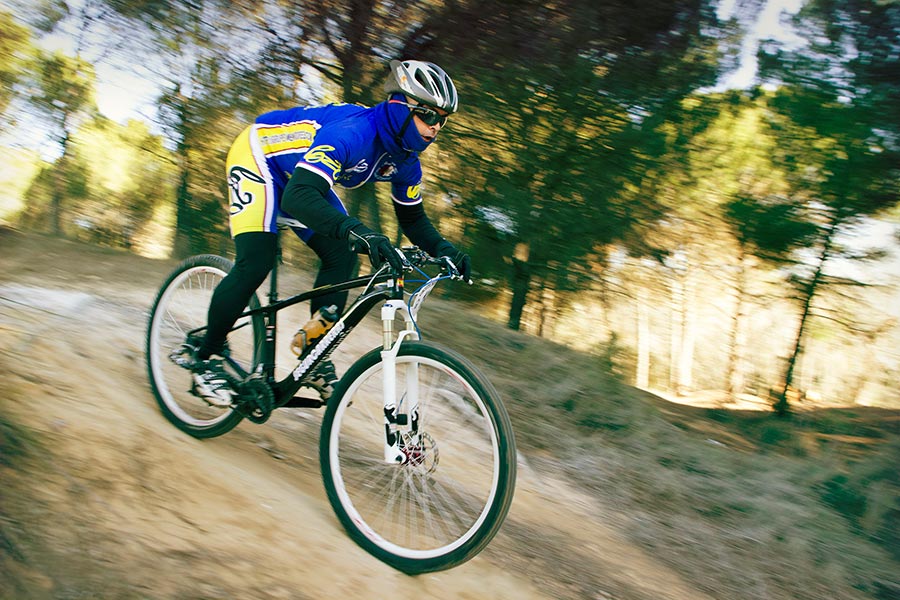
[389,100,449,127]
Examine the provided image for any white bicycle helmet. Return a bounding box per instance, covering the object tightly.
[384,59,459,114]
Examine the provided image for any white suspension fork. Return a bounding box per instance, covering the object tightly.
[380,299,420,463]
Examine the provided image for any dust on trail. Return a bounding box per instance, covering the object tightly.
[0,231,712,600]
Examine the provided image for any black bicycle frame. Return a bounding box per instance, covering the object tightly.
[233,255,403,408]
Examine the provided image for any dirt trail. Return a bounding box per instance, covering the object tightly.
[0,230,713,600]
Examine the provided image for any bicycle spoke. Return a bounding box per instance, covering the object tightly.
[147,258,260,436]
[326,349,507,561]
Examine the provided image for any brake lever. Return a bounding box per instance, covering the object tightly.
[437,255,466,282]
[394,247,412,270]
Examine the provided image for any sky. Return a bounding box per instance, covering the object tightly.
[93,64,160,124]
[25,3,161,125]
[713,0,806,90]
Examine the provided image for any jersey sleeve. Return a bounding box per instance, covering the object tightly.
[390,158,424,206]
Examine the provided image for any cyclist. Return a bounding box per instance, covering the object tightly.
[192,59,471,405]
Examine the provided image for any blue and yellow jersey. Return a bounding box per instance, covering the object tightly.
[254,104,424,206]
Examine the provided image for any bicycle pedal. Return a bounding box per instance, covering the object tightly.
[189,383,235,408]
[170,343,198,368]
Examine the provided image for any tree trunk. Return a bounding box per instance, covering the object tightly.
[173,163,193,258]
[636,288,650,389]
[669,264,695,396]
[171,93,194,259]
[678,277,696,395]
[50,132,71,237]
[507,242,531,331]
[537,283,556,338]
[726,251,749,401]
[50,171,64,236]
[669,273,682,394]
[776,215,839,415]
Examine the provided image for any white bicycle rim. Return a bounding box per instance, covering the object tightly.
[326,354,502,559]
[148,265,242,428]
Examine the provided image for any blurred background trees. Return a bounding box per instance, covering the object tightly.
[1,0,897,411]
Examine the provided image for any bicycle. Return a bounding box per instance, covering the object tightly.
[144,227,517,574]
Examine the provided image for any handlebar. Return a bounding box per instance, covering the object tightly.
[379,246,463,279]
[348,233,467,283]
[352,246,461,324]
[395,246,466,282]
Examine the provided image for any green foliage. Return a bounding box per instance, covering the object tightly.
[20,0,69,33]
[4,0,899,409]
[421,0,723,328]
[15,116,177,251]
[0,414,32,468]
[0,146,43,220]
[709,1,900,411]
[154,58,249,255]
[98,1,283,256]
[760,1,900,221]
[0,9,32,120]
[28,50,97,140]
[821,473,869,520]
[17,154,88,229]
[816,440,900,561]
[725,192,820,262]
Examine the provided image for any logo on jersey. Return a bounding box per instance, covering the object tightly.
[303,144,342,180]
[406,184,421,199]
[377,163,397,179]
[228,166,266,215]
[257,121,319,156]
[345,159,369,174]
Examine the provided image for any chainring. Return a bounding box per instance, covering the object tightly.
[236,374,275,424]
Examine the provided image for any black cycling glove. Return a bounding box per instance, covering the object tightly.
[435,240,472,283]
[349,225,404,272]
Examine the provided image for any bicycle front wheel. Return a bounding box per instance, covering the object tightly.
[320,341,516,574]
[145,254,263,438]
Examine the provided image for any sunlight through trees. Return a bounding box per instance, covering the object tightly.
[1,0,898,411]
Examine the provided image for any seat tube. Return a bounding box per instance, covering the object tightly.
[269,234,281,304]
[261,244,279,378]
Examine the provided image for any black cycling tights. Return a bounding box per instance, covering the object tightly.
[306,231,359,314]
[199,231,357,360]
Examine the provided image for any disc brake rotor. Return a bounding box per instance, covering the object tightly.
[400,431,438,474]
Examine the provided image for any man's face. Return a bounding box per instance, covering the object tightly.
[406,96,450,144]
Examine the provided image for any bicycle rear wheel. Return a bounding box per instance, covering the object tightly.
[145,254,263,438]
[319,341,516,574]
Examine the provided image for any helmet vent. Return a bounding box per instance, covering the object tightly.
[384,59,458,114]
